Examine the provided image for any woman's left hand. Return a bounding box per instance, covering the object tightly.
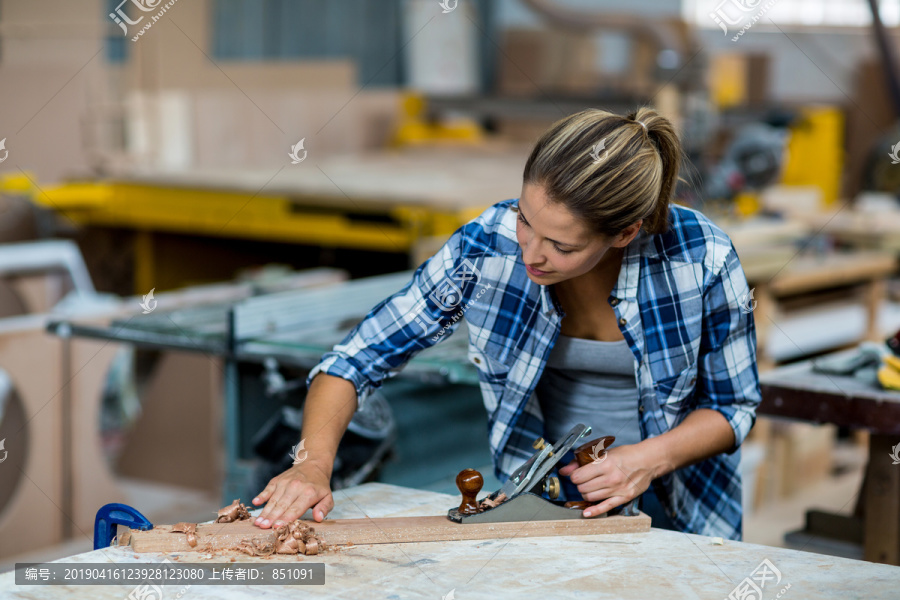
[557,443,658,518]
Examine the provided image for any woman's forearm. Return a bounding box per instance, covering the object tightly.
[251,373,359,526]
[643,408,736,479]
[298,373,359,478]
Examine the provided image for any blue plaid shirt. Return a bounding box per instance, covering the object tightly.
[307,199,760,540]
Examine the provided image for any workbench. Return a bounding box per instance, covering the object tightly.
[759,349,900,565]
[743,250,897,367]
[808,207,900,252]
[2,483,897,599]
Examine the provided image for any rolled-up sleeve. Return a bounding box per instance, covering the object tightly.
[695,244,761,452]
[305,228,468,408]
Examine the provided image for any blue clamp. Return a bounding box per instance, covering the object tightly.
[94,503,154,550]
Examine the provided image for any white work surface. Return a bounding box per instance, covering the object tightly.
[2,483,897,599]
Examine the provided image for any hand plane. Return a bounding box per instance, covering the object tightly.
[448,423,639,523]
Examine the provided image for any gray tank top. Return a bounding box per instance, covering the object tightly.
[536,334,642,447]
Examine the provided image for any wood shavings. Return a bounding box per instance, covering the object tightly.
[238,538,275,557]
[271,519,325,556]
[216,499,251,523]
[171,522,198,548]
[305,537,319,555]
[479,493,507,510]
[273,534,305,555]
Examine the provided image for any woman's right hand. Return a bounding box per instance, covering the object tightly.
[251,462,334,528]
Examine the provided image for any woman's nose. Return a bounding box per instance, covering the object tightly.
[521,238,542,265]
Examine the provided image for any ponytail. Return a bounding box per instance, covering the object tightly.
[523,106,682,237]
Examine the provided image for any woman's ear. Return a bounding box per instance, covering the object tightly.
[612,220,643,247]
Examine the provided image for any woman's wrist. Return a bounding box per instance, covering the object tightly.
[297,454,336,481]
[637,409,736,481]
[638,434,676,480]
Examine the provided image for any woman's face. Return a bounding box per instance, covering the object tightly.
[516,183,640,285]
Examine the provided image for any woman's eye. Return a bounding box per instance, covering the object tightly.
[554,246,573,255]
[517,213,529,227]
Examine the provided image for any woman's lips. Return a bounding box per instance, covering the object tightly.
[526,264,550,276]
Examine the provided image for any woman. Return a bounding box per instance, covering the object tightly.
[251,107,761,541]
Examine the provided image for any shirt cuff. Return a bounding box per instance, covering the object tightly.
[707,403,757,454]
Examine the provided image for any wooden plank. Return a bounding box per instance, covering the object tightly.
[0,326,69,560]
[125,513,651,553]
[114,352,222,493]
[864,434,900,565]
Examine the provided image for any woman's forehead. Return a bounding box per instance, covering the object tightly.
[520,184,593,245]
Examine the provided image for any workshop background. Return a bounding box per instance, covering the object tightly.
[1,0,900,571]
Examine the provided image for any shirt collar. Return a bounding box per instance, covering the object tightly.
[520,208,651,314]
[537,229,648,315]
[540,283,558,316]
[613,228,648,302]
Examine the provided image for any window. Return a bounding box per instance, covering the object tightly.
[211,0,404,86]
[105,0,130,63]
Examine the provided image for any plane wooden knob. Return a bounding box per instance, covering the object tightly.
[574,435,616,467]
[456,468,483,515]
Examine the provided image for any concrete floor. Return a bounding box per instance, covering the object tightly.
[744,441,867,554]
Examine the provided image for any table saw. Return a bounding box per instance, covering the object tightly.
[47,271,478,503]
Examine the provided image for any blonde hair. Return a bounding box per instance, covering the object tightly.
[522,107,682,237]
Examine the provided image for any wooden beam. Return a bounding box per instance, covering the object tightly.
[123,513,651,553]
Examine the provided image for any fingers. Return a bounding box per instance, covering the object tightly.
[568,462,611,485]
[254,477,330,529]
[252,482,276,506]
[253,488,285,529]
[557,460,578,477]
[254,480,302,528]
[271,484,323,527]
[251,463,334,529]
[583,496,627,518]
[573,470,636,507]
[579,485,617,503]
[312,495,334,523]
[571,466,619,493]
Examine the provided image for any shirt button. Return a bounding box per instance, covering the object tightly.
[618,317,627,326]
[473,357,482,364]
[610,297,620,306]
[638,405,644,413]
